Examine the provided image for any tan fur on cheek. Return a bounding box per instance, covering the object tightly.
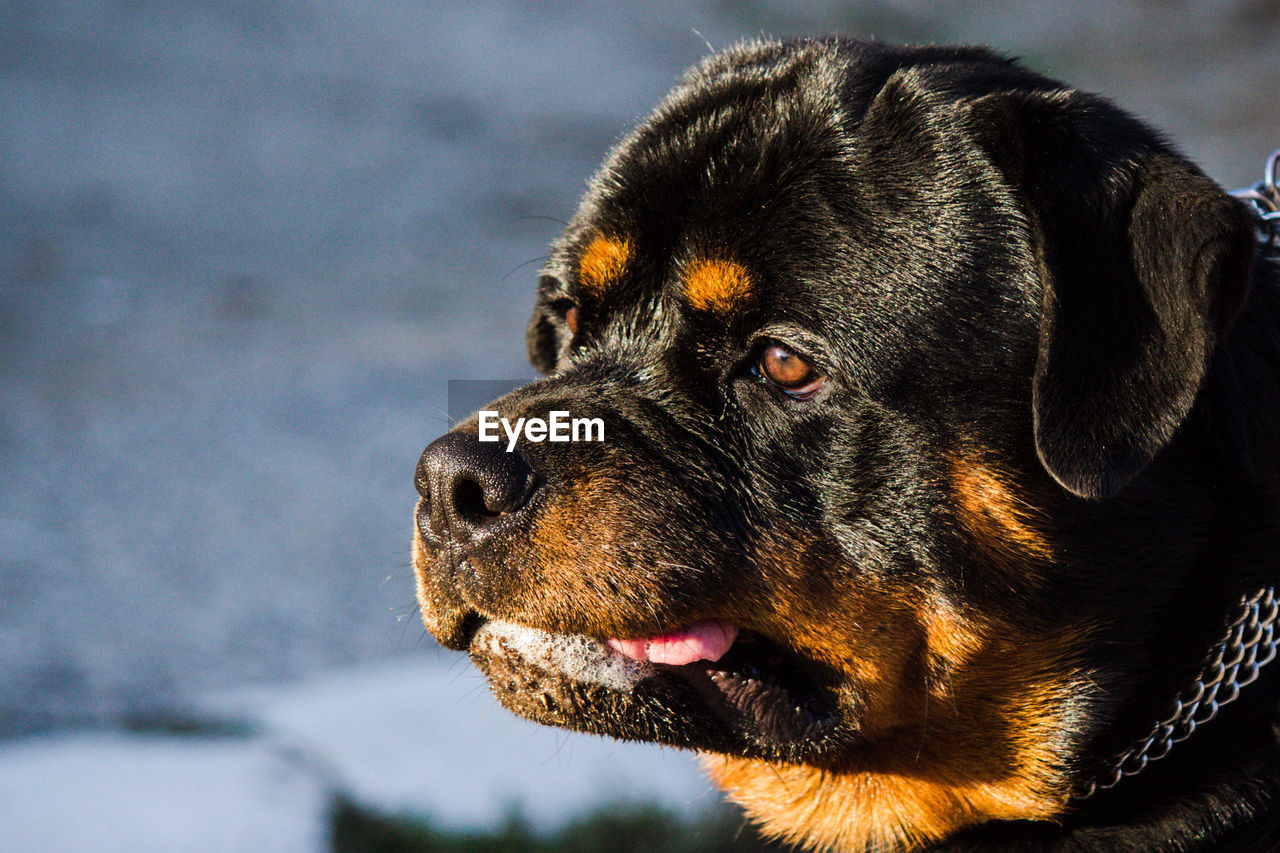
[704,755,980,853]
[512,474,664,635]
[729,529,1087,852]
[578,234,631,295]
[704,751,1068,853]
[951,454,1054,574]
[702,622,1087,853]
[745,532,926,732]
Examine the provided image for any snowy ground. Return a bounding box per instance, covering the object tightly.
[0,653,715,852]
[0,732,330,853]
[1,1,1277,850]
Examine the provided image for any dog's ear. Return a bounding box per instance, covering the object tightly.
[968,90,1256,499]
[526,304,559,374]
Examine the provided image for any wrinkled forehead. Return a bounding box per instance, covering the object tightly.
[541,42,1038,393]
[547,79,858,330]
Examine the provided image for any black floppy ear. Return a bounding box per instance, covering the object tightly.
[969,91,1256,499]
[526,273,569,374]
[526,306,559,373]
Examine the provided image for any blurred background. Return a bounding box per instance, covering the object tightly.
[1,1,1277,850]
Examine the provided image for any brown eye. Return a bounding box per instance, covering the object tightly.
[758,344,825,399]
[564,306,580,335]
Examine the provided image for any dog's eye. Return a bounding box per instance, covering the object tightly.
[549,300,581,341]
[757,343,825,400]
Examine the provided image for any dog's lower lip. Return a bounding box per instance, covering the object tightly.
[468,617,838,750]
[600,623,838,733]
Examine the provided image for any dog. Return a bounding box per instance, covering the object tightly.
[412,38,1280,851]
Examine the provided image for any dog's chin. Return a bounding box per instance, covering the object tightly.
[462,618,844,762]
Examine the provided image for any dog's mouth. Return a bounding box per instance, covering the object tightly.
[465,616,841,757]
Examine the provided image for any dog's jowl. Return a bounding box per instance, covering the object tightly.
[413,39,1280,852]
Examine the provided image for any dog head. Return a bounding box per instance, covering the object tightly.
[413,39,1258,851]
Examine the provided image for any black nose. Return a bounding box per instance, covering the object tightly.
[415,431,538,544]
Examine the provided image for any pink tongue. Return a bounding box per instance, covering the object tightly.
[606,620,739,666]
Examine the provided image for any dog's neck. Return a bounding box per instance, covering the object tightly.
[1075,587,1280,800]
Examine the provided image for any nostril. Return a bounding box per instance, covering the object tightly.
[452,477,495,525]
[416,429,540,544]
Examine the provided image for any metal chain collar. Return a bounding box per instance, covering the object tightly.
[1075,587,1280,801]
[1231,149,1280,250]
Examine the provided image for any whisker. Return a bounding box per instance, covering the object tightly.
[690,28,716,54]
[502,254,550,282]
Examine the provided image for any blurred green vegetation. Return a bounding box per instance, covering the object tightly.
[330,796,802,853]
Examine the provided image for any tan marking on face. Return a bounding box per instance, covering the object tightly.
[923,604,987,695]
[951,454,1054,573]
[578,234,631,295]
[719,526,1088,852]
[745,531,922,731]
[506,472,692,638]
[683,257,752,314]
[413,508,478,648]
[703,618,1088,852]
[469,467,731,639]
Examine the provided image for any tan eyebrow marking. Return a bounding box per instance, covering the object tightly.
[684,257,752,314]
[578,234,632,294]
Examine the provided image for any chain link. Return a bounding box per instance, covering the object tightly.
[1075,588,1279,800]
[1231,149,1280,250]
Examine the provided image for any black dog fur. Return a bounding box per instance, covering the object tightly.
[414,39,1280,851]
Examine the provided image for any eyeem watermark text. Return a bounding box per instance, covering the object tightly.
[478,410,605,452]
